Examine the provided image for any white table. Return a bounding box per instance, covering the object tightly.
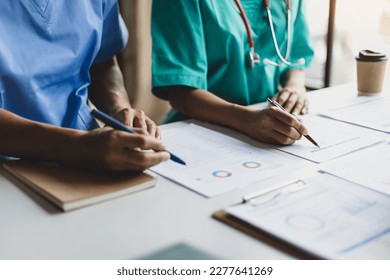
[0,83,388,260]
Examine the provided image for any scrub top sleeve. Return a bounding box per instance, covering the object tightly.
[94,0,129,63]
[151,0,208,100]
[288,0,314,70]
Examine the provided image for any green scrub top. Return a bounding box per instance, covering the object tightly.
[152,0,314,123]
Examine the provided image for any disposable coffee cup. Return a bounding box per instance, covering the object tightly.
[356,50,388,96]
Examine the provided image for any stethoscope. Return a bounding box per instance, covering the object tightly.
[234,0,305,68]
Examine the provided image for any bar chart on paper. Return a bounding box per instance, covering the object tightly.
[151,124,305,197]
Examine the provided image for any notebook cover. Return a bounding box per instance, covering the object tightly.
[3,161,156,211]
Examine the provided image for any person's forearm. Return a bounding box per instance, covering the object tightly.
[167,86,251,133]
[165,86,308,145]
[280,69,306,92]
[89,57,131,115]
[0,109,83,163]
[89,57,160,136]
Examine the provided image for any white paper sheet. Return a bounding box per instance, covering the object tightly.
[322,142,390,195]
[226,173,390,259]
[320,95,390,133]
[274,115,386,163]
[151,124,305,197]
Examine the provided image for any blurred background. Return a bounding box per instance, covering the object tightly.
[117,0,390,124]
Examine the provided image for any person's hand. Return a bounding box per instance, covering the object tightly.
[274,88,309,115]
[74,127,169,172]
[111,107,161,139]
[240,107,308,145]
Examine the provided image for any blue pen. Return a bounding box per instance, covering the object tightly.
[91,109,186,165]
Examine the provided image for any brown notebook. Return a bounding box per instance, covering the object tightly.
[3,161,157,211]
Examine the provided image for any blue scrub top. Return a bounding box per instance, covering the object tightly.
[152,0,314,123]
[0,0,128,131]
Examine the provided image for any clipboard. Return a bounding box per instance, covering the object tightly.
[213,173,390,260]
[213,209,320,259]
[213,179,321,260]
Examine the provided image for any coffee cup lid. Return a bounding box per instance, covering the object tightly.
[356,50,388,62]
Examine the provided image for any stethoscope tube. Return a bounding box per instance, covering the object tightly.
[234,0,305,68]
[264,7,305,67]
[234,0,261,67]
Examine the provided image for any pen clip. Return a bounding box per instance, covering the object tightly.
[243,180,307,206]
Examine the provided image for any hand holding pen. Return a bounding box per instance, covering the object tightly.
[92,109,186,165]
[267,98,320,148]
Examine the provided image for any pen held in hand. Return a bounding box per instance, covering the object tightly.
[91,109,186,165]
[266,98,320,148]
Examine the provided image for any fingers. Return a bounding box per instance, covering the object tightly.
[249,107,309,145]
[112,107,160,138]
[128,109,158,138]
[155,126,162,139]
[275,90,309,115]
[274,122,302,141]
[145,118,160,139]
[111,107,132,126]
[77,128,170,172]
[269,107,308,136]
[123,150,170,171]
[136,116,159,139]
[270,130,297,145]
[276,90,295,111]
[115,132,166,151]
[132,127,148,135]
[114,136,170,171]
[290,97,309,116]
[299,99,309,115]
[98,131,169,171]
[132,109,148,132]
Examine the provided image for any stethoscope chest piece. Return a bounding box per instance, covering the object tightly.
[248,49,261,69]
[235,0,305,69]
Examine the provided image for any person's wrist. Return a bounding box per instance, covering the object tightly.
[230,104,253,134]
[103,91,132,115]
[54,128,88,166]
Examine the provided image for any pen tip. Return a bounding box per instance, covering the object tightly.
[170,155,186,165]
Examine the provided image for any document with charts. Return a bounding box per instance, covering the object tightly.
[274,115,386,163]
[320,95,390,133]
[322,142,390,196]
[151,124,305,197]
[224,173,390,259]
